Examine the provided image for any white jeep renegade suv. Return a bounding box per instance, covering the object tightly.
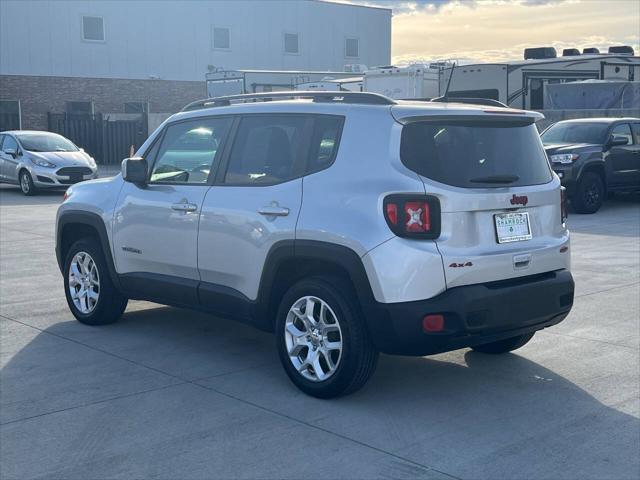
[56,92,574,398]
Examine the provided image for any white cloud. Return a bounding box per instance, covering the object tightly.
[338,0,639,64]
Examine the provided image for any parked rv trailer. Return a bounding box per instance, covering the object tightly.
[206,69,356,97]
[363,64,450,100]
[295,76,363,92]
[439,49,639,109]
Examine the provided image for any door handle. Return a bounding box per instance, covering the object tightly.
[171,202,198,212]
[258,205,289,216]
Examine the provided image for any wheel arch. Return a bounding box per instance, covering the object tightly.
[256,240,377,331]
[578,158,607,189]
[56,211,121,291]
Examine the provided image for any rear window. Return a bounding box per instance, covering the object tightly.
[400,121,552,188]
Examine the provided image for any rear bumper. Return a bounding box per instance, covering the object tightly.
[365,269,574,355]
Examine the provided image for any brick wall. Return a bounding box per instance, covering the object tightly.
[0,75,206,131]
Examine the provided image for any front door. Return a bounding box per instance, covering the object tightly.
[112,116,232,305]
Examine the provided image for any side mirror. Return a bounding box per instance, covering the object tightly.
[608,134,629,147]
[4,148,17,158]
[122,157,148,186]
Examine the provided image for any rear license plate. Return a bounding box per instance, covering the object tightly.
[494,212,532,243]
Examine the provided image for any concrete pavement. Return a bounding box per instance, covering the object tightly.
[1,184,638,479]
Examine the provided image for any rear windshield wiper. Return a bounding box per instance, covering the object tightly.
[469,174,520,184]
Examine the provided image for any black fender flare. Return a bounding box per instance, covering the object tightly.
[56,210,122,291]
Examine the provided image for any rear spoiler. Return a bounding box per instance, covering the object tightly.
[391,107,544,126]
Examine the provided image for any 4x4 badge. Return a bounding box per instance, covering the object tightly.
[510,194,528,206]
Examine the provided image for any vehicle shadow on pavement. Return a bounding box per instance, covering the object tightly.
[2,304,638,479]
[0,185,64,207]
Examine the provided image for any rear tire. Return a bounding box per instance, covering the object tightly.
[19,170,37,196]
[471,332,535,354]
[275,276,378,398]
[572,171,604,214]
[64,237,127,325]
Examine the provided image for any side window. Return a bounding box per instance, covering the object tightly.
[149,117,231,184]
[631,123,640,145]
[307,116,344,173]
[610,123,633,145]
[224,115,308,185]
[2,135,18,153]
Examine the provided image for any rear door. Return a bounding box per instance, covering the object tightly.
[112,116,231,304]
[398,116,569,288]
[197,114,342,309]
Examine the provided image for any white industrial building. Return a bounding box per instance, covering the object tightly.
[0,0,391,130]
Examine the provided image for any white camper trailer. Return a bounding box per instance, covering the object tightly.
[439,47,639,109]
[295,76,363,92]
[363,63,452,100]
[206,69,356,97]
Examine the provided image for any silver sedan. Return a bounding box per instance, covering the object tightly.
[0,130,98,195]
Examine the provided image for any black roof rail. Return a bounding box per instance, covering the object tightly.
[181,91,395,111]
[430,96,509,108]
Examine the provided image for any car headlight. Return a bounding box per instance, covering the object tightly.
[30,157,57,168]
[87,157,97,168]
[550,153,579,164]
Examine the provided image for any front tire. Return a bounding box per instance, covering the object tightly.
[64,237,127,325]
[19,170,37,196]
[471,332,535,354]
[276,276,378,398]
[572,171,604,214]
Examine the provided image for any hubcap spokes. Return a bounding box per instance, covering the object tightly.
[21,175,29,192]
[68,252,100,314]
[284,296,343,382]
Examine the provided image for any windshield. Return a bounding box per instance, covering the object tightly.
[16,133,78,153]
[400,120,552,188]
[541,122,608,145]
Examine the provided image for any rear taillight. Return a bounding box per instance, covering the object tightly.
[383,194,441,239]
[560,186,568,224]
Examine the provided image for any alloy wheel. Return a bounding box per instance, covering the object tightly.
[20,173,30,194]
[284,296,343,382]
[68,251,100,314]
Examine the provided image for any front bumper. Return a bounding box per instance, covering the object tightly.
[552,165,577,192]
[32,166,98,188]
[364,269,575,355]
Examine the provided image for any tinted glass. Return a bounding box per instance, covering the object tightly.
[0,135,4,149]
[632,124,640,144]
[307,116,343,173]
[401,121,552,188]
[17,133,77,152]
[284,33,299,54]
[541,122,608,144]
[150,118,231,184]
[82,16,104,41]
[225,115,309,185]
[2,135,17,153]
[610,123,633,145]
[213,27,230,49]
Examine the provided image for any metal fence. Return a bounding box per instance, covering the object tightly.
[47,112,147,164]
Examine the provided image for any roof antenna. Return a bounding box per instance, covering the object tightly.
[443,61,457,99]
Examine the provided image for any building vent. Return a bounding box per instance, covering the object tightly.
[583,47,600,54]
[524,47,557,60]
[562,48,581,56]
[608,45,635,55]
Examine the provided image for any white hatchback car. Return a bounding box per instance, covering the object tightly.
[56,92,574,398]
[0,130,98,195]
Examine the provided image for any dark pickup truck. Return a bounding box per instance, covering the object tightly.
[541,118,640,213]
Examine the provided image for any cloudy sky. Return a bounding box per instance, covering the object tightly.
[345,0,639,64]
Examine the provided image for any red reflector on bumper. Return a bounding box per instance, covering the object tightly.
[423,314,444,333]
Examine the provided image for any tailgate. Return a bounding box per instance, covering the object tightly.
[430,179,570,288]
